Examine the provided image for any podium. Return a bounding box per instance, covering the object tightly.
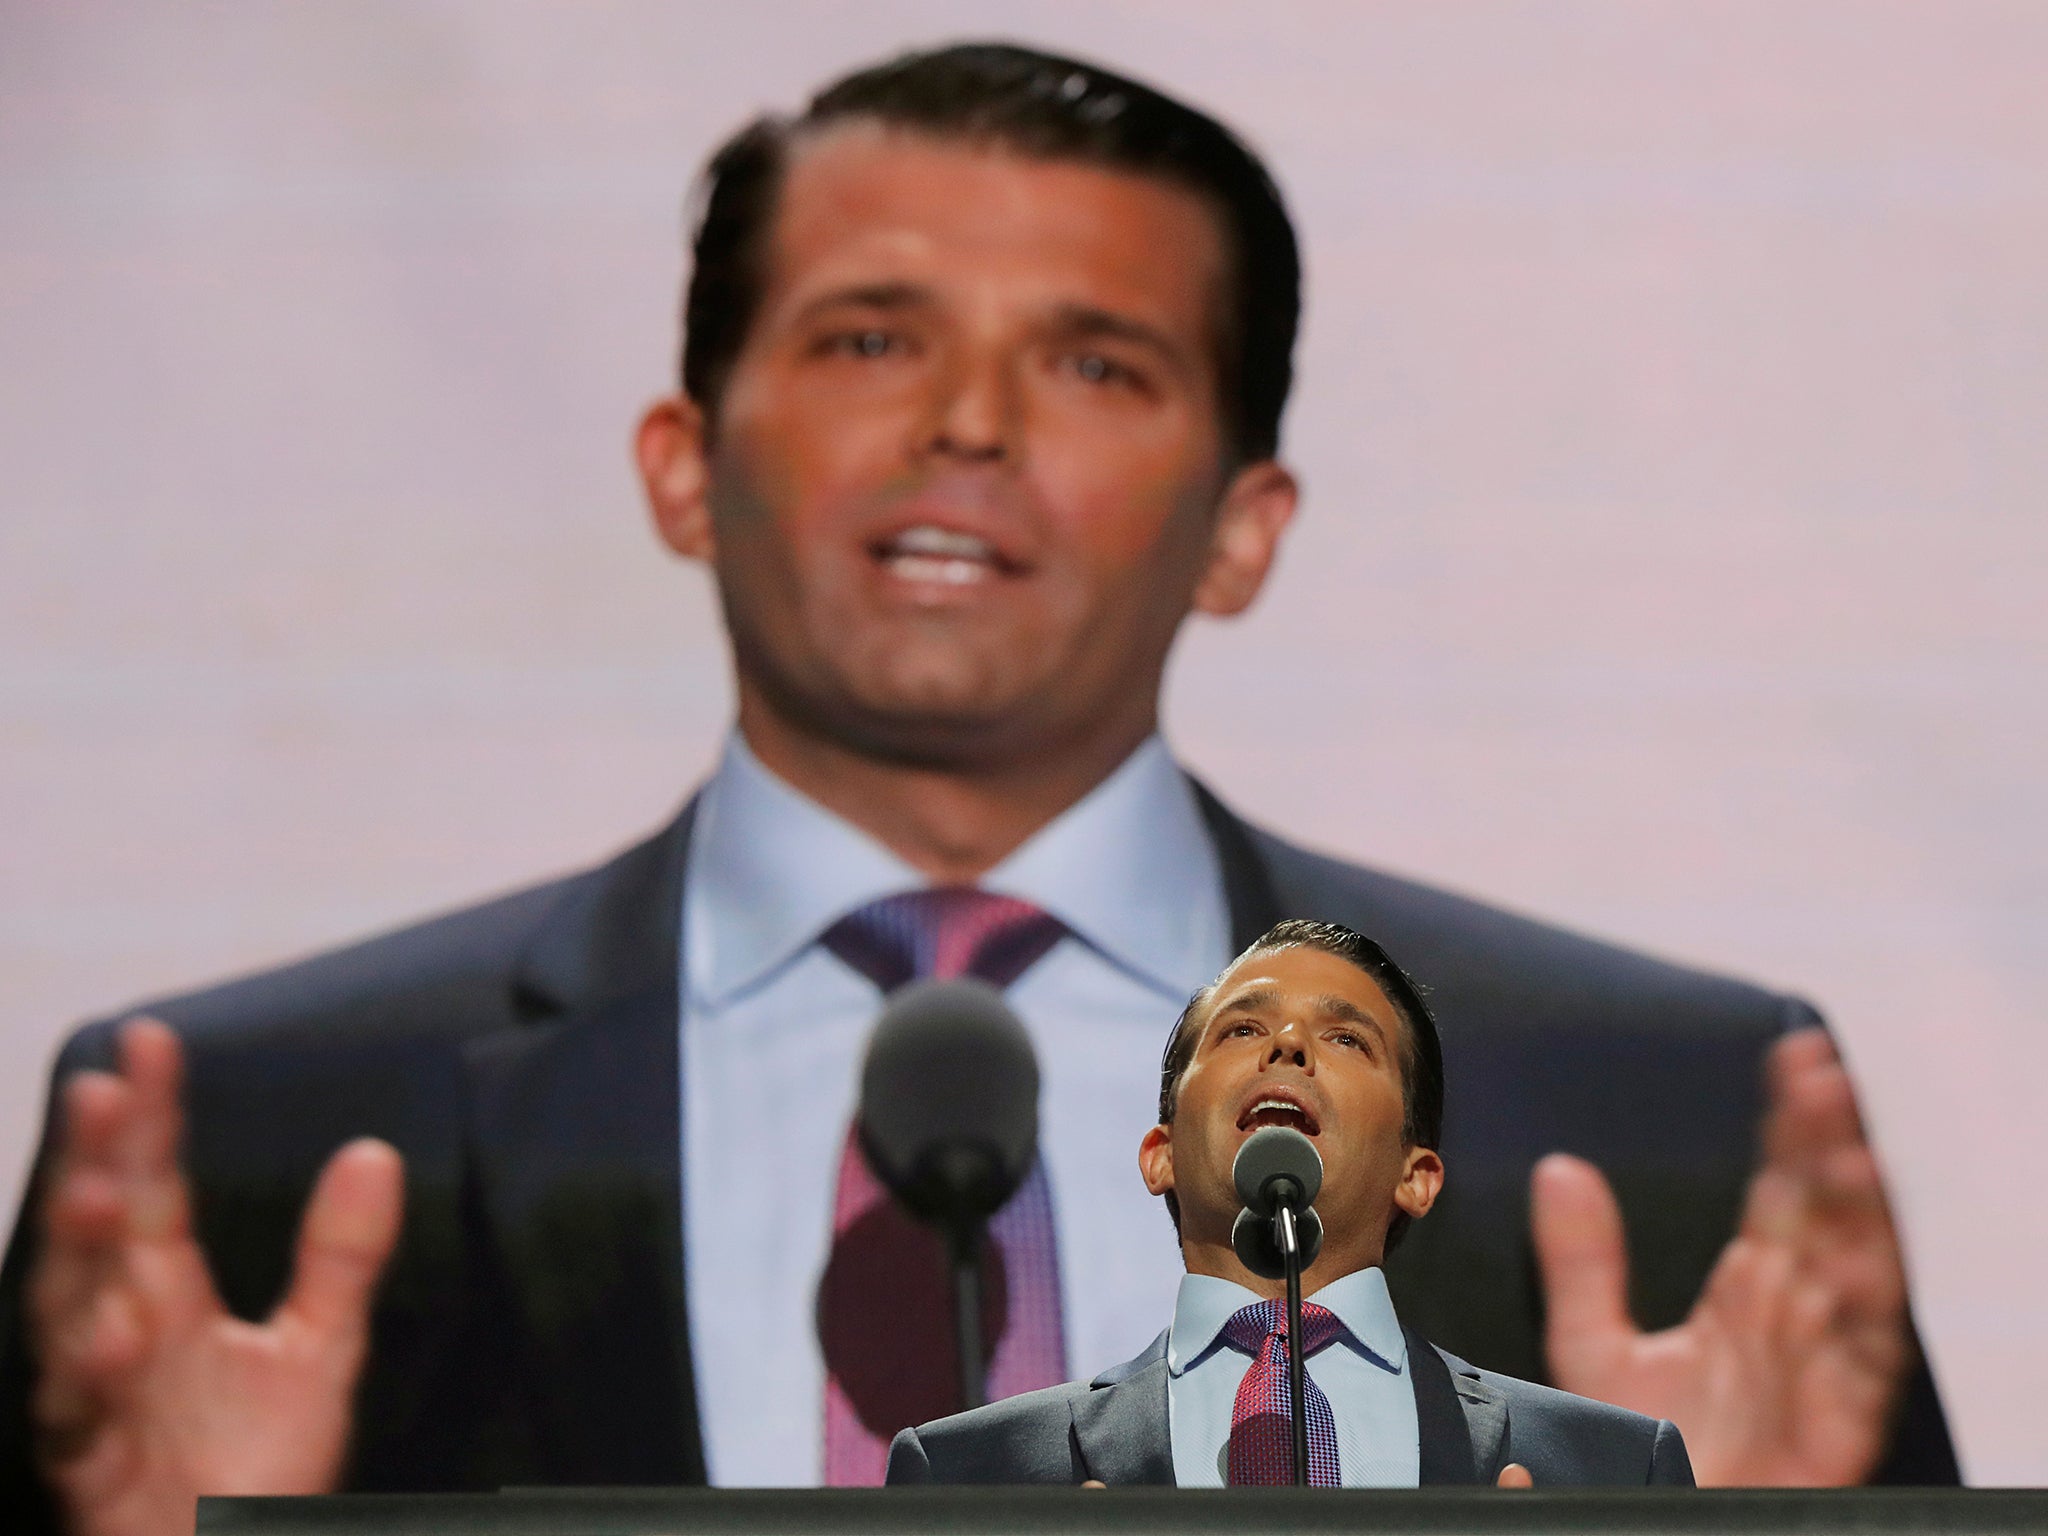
[199,1486,2048,1536]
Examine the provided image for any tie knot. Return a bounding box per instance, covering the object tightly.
[821,887,1066,993]
[1220,1299,1347,1362]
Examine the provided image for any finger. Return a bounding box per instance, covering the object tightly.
[1745,1164,1907,1377]
[1802,1146,1902,1274]
[1693,1231,1757,1337]
[1737,1164,1807,1246]
[1745,1136,1905,1321]
[1694,1230,1799,1363]
[1786,1267,1902,1487]
[42,1072,133,1253]
[1080,1480,1107,1489]
[278,1139,406,1341]
[33,1076,134,1286]
[1781,1273,1835,1359]
[31,1165,130,1349]
[1497,1462,1534,1488]
[1723,1237,1797,1368]
[56,1069,132,1177]
[30,1074,147,1363]
[1769,1027,1836,1084]
[1762,1037,1863,1172]
[31,1284,147,1463]
[1530,1154,1637,1367]
[112,1019,193,1242]
[1809,1143,1892,1223]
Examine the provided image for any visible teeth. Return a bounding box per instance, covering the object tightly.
[887,554,989,585]
[1255,1100,1299,1114]
[890,525,996,560]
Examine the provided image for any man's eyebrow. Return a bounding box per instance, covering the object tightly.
[1047,303,1192,367]
[1209,986,1279,1022]
[792,282,934,321]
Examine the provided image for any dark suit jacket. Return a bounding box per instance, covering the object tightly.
[0,785,1956,1527]
[886,1327,1694,1487]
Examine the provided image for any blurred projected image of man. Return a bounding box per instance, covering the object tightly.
[0,40,1954,1536]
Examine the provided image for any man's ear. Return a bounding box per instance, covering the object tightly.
[1393,1146,1445,1224]
[1190,458,1298,618]
[636,395,715,564]
[1138,1123,1176,1198]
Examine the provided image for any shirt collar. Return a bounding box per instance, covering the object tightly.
[1166,1267,1407,1378]
[684,734,923,1008]
[980,733,1225,997]
[684,731,1226,1008]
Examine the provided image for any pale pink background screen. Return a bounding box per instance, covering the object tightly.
[3,1,2042,1482]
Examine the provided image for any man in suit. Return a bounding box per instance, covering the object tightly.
[1,41,1948,1536]
[888,920,1693,1487]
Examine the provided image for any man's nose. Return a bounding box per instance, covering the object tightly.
[1265,1018,1314,1071]
[921,348,1016,463]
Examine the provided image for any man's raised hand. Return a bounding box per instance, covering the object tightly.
[1529,1027,1909,1485]
[29,1019,404,1536]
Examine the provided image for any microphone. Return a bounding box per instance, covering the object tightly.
[1230,1125,1325,1277]
[857,978,1040,1409]
[1230,1125,1323,1486]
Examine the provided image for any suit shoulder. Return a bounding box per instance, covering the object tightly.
[57,818,682,1069]
[915,1378,1095,1442]
[1243,818,1807,1032]
[1455,1353,1658,1432]
[897,1380,1094,1483]
[1439,1348,1681,1480]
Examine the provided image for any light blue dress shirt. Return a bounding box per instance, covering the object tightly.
[1167,1268,1420,1487]
[680,733,1232,1486]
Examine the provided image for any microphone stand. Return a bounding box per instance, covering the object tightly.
[1274,1199,1309,1487]
[945,1221,987,1412]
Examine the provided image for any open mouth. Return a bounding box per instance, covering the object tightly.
[1236,1093,1321,1137]
[868,524,1024,587]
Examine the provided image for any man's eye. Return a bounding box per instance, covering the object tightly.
[1333,1030,1368,1052]
[823,329,900,359]
[1064,352,1139,387]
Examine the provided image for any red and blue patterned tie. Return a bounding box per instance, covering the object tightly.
[1221,1299,1346,1487]
[816,888,1069,1485]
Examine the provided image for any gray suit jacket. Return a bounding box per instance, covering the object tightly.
[887,1327,1694,1487]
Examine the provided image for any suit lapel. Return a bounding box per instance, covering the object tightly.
[462,805,703,1482]
[1187,776,1284,949]
[1070,1362,1175,1486]
[1070,1339,1175,1486]
[1407,1326,1507,1485]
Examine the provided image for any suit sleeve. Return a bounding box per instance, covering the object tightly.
[886,1427,934,1485]
[1647,1419,1695,1487]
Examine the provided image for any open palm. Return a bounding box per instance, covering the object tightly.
[30,1020,404,1536]
[1532,1029,1908,1486]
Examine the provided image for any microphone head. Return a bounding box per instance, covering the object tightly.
[1231,1204,1325,1280]
[1232,1125,1324,1217]
[857,977,1039,1230]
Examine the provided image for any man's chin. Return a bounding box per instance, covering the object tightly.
[808,647,1079,761]
[821,693,1058,771]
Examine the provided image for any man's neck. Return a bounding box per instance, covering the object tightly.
[734,694,1159,883]
[1180,1235,1385,1302]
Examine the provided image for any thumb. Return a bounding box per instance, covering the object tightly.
[278,1139,405,1339]
[1496,1462,1534,1488]
[1530,1153,1638,1368]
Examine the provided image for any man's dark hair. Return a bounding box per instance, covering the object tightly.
[1156,919,1446,1251]
[681,40,1300,464]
